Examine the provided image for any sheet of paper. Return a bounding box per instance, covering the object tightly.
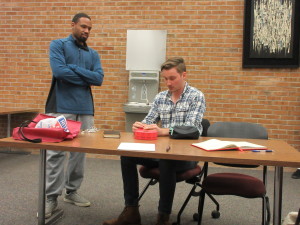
[118,142,155,151]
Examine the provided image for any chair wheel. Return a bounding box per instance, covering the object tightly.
[193,213,199,221]
[211,210,220,218]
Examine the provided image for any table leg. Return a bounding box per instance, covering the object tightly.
[38,149,46,225]
[7,114,11,137]
[37,149,63,225]
[0,114,13,153]
[273,166,283,225]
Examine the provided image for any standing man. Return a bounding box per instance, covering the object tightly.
[103,57,205,225]
[44,13,104,218]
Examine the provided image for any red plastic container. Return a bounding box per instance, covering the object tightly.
[134,129,157,140]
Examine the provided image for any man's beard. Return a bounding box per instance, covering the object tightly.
[78,36,88,43]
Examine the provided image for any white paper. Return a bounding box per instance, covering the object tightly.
[118,142,155,151]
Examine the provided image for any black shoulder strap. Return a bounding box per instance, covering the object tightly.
[18,121,42,143]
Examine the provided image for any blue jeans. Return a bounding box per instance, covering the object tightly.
[121,156,198,214]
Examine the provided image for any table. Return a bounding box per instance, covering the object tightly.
[0,132,299,225]
[0,107,39,154]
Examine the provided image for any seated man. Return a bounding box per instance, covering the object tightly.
[103,57,206,225]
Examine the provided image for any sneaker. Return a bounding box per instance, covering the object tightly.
[63,191,91,207]
[45,198,58,219]
[291,169,300,179]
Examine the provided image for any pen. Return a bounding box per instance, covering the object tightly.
[252,150,273,152]
[166,146,171,152]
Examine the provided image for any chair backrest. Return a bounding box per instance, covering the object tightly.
[201,118,210,137]
[207,121,268,168]
[207,121,268,139]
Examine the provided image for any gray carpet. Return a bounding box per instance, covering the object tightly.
[0,153,299,225]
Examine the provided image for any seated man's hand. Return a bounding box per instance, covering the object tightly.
[132,121,145,132]
[143,124,169,136]
[132,122,169,136]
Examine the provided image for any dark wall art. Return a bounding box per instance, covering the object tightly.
[243,0,300,68]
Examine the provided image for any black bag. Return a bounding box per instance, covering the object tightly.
[169,126,200,139]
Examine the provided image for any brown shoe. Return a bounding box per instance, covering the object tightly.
[103,206,141,225]
[155,213,171,225]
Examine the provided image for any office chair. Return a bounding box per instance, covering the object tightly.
[138,118,210,225]
[195,121,271,225]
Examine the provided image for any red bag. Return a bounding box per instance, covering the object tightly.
[12,114,82,143]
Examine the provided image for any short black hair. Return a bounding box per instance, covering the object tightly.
[72,13,91,23]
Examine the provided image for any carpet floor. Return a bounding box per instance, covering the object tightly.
[0,152,299,225]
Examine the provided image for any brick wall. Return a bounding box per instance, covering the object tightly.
[1,1,299,151]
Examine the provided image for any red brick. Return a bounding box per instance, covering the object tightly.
[0,0,299,151]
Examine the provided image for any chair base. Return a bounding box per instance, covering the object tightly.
[138,165,205,225]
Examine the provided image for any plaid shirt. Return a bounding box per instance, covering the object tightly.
[142,82,206,134]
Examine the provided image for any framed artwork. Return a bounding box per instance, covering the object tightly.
[242,0,300,68]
